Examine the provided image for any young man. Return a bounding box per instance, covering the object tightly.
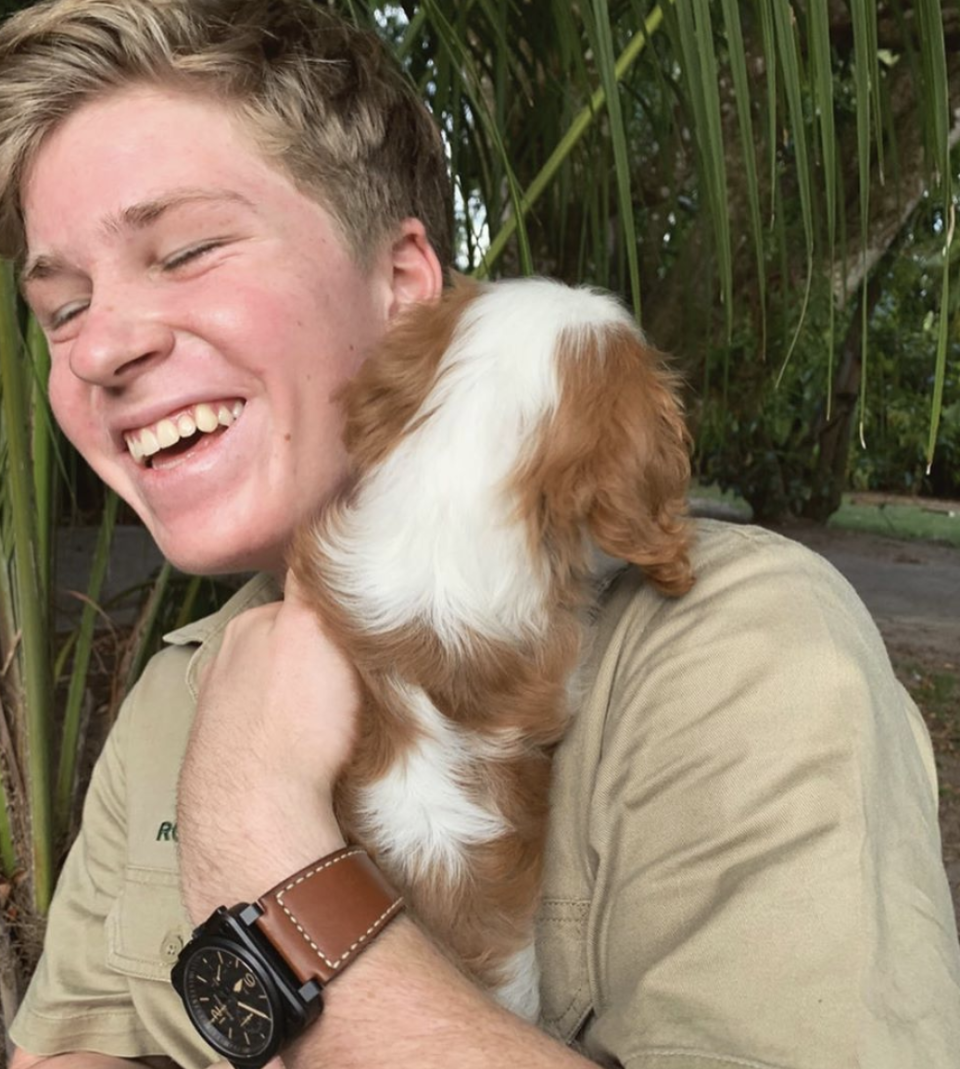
[2,2,959,1068]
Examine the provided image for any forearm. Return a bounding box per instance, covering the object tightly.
[287,918,595,1069]
[180,599,594,1067]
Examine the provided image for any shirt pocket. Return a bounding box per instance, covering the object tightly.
[536,897,593,1043]
[106,865,194,983]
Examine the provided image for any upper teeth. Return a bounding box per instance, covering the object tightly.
[125,400,244,464]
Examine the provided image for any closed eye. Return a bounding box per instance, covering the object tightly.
[49,300,90,330]
[162,240,225,272]
[38,238,234,333]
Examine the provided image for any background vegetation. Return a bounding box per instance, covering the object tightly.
[1,0,958,1054]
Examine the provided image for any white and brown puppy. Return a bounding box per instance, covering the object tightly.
[291,274,693,1020]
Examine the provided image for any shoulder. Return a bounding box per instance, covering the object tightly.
[580,521,947,949]
[574,518,938,896]
[685,516,867,612]
[548,522,960,1068]
[597,518,891,701]
[635,516,870,623]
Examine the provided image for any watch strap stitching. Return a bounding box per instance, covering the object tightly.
[271,848,404,973]
[279,898,402,971]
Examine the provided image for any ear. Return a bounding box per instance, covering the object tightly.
[383,218,444,319]
[515,322,694,598]
[582,328,694,596]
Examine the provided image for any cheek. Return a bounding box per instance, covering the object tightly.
[47,360,88,446]
[47,360,115,478]
[48,365,140,513]
[190,278,307,377]
[237,290,377,396]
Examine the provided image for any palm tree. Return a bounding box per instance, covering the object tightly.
[366,0,957,514]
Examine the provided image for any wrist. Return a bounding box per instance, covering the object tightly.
[240,811,347,898]
[172,846,404,1069]
[179,801,346,921]
[284,918,592,1069]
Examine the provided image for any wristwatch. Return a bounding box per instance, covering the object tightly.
[171,846,404,1069]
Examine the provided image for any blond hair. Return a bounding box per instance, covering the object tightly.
[0,0,452,266]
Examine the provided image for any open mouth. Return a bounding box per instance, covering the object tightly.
[124,400,244,468]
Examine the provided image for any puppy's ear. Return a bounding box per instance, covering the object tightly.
[516,321,694,597]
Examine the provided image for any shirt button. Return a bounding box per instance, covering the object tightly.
[160,932,184,962]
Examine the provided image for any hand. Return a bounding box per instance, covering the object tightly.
[177,572,355,920]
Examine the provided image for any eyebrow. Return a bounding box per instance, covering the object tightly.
[20,188,256,287]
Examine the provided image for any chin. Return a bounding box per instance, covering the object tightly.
[290,274,694,1020]
[151,530,279,578]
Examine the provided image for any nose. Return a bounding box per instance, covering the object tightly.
[68,296,175,387]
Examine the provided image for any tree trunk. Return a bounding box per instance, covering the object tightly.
[803,270,886,522]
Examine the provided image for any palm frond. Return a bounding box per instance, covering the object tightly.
[0,262,53,913]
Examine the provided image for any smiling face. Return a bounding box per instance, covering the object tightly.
[21,85,439,575]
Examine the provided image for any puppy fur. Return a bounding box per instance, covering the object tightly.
[290,274,693,1019]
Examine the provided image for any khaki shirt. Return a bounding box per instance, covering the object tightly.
[11,520,960,1068]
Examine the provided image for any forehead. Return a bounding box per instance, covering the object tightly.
[21,84,292,253]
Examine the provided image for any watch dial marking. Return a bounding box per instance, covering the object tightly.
[184,947,275,1058]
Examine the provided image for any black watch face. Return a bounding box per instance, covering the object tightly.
[181,946,277,1060]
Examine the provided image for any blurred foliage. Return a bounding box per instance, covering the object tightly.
[697,171,960,519]
[852,195,960,498]
[695,275,843,522]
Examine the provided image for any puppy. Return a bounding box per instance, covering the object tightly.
[291,274,693,1019]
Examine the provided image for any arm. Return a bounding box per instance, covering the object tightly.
[179,533,960,1068]
[568,524,960,1067]
[176,577,599,1068]
[286,919,593,1069]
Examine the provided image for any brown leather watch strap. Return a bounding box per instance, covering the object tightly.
[254,846,404,986]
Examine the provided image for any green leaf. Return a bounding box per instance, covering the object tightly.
[915,0,953,467]
[756,0,778,226]
[772,0,814,384]
[423,0,533,275]
[807,0,837,411]
[849,0,874,444]
[478,4,669,278]
[672,0,733,336]
[584,0,643,318]
[0,260,53,913]
[720,0,767,354]
[55,491,118,839]
[120,562,174,703]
